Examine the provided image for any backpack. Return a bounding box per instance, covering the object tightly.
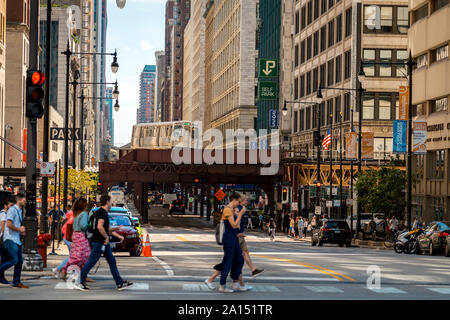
[86,211,98,242]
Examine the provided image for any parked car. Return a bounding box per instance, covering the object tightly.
[417,221,450,255]
[445,235,450,257]
[108,212,142,256]
[169,200,185,214]
[109,206,132,217]
[311,219,352,247]
[346,213,384,233]
[163,193,178,208]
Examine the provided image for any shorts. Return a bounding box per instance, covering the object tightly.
[214,263,223,271]
[238,236,248,252]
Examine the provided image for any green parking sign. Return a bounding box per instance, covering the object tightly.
[259,59,278,77]
[258,82,278,100]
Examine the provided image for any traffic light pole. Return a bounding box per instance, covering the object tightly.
[23,0,43,271]
[72,79,78,170]
[80,91,85,170]
[62,42,71,213]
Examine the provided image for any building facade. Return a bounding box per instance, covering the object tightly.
[137,65,157,124]
[0,0,6,173]
[162,0,175,122]
[282,0,409,213]
[207,0,259,135]
[409,0,450,222]
[154,50,165,122]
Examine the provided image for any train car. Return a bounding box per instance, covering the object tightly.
[131,121,199,150]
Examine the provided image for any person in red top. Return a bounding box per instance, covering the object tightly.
[52,207,74,280]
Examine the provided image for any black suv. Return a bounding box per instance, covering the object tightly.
[169,200,185,214]
[311,219,352,247]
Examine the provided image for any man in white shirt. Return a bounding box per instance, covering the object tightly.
[0,198,13,285]
[389,216,399,233]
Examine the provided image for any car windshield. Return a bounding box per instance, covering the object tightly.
[325,221,349,229]
[109,208,128,213]
[437,222,450,232]
[109,214,131,226]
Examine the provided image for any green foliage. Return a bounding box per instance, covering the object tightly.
[356,167,406,218]
[49,169,99,201]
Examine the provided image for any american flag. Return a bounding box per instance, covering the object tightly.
[322,128,331,150]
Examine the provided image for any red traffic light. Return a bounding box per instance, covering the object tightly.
[97,182,102,186]
[316,182,321,188]
[194,178,199,183]
[31,71,45,85]
[282,188,287,193]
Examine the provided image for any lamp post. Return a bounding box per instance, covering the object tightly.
[329,113,333,218]
[61,43,119,212]
[358,54,415,229]
[71,70,80,170]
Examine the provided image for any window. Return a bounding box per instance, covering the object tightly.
[313,31,319,56]
[313,68,319,92]
[397,7,409,33]
[326,100,333,125]
[396,50,407,76]
[320,64,326,87]
[313,104,318,128]
[328,0,334,9]
[334,96,341,122]
[295,10,300,34]
[294,77,299,100]
[414,4,428,23]
[379,93,392,120]
[295,44,299,67]
[320,26,326,52]
[416,53,428,68]
[433,45,449,63]
[314,0,320,19]
[306,72,312,95]
[307,1,313,25]
[363,93,375,119]
[294,111,298,133]
[321,0,327,15]
[300,75,305,98]
[433,97,448,113]
[344,93,351,121]
[301,40,306,63]
[380,7,393,32]
[379,50,392,77]
[300,109,305,131]
[328,20,334,47]
[307,36,312,60]
[344,50,351,79]
[335,55,342,83]
[363,49,376,76]
[320,103,325,126]
[345,8,352,37]
[327,59,334,86]
[301,6,307,29]
[306,107,311,129]
[432,0,449,13]
[435,150,445,179]
[336,14,342,43]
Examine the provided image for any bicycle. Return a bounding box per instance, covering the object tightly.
[383,230,399,248]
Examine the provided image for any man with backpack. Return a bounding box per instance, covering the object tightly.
[75,195,132,291]
[0,198,13,284]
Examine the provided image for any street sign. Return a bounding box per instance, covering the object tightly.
[50,128,81,140]
[291,202,298,211]
[215,189,226,201]
[393,120,407,153]
[40,162,56,177]
[269,109,279,128]
[399,86,409,120]
[333,200,341,207]
[326,200,333,208]
[314,206,321,215]
[413,121,427,154]
[258,82,278,100]
[259,59,278,77]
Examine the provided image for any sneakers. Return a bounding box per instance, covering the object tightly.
[204,279,215,290]
[74,282,90,291]
[0,279,10,286]
[117,280,133,290]
[252,268,264,277]
[13,283,29,289]
[218,285,234,293]
[239,284,253,291]
[232,283,252,292]
[52,267,60,280]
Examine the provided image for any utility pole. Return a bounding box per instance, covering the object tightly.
[23,0,43,271]
[41,0,52,234]
[406,52,415,230]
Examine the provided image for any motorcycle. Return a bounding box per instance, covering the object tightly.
[394,230,411,254]
[393,228,424,254]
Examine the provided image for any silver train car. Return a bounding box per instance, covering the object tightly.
[131,121,199,149]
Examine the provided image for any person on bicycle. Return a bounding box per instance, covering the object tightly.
[267,218,276,241]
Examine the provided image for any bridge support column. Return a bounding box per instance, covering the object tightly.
[139,183,149,224]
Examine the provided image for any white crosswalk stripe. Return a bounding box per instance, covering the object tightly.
[368,287,406,294]
[304,286,344,293]
[427,287,450,294]
[251,285,280,292]
[183,284,211,291]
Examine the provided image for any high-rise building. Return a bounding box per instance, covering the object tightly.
[0,0,6,173]
[282,0,409,213]
[182,0,205,124]
[137,65,157,124]
[155,50,165,123]
[409,0,450,222]
[205,0,259,134]
[163,0,190,122]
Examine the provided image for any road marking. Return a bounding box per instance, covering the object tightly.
[123,283,149,291]
[152,256,174,277]
[304,286,344,293]
[251,285,280,292]
[368,287,406,294]
[175,235,355,282]
[427,288,450,294]
[183,284,211,291]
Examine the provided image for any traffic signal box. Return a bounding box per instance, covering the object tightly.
[26,70,45,119]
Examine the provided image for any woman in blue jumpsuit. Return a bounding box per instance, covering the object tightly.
[219,193,245,293]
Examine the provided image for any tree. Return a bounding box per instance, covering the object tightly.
[49,169,99,202]
[356,167,406,218]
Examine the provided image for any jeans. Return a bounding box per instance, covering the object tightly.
[0,243,9,281]
[79,242,123,286]
[219,236,244,286]
[57,239,72,271]
[0,240,23,285]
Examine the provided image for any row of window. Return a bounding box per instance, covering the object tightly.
[363,49,408,78]
[412,0,449,24]
[415,44,449,70]
[294,51,351,99]
[414,150,446,180]
[363,5,409,34]
[295,0,345,33]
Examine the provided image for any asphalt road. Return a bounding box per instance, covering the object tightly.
[1,206,450,300]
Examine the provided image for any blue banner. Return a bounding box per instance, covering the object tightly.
[269,109,278,128]
[393,120,407,153]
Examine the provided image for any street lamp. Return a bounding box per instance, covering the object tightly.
[111,51,119,74]
[282,101,288,117]
[113,81,120,100]
[114,100,120,112]
[116,0,126,9]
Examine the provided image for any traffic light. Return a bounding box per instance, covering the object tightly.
[97,182,103,193]
[282,188,288,202]
[26,70,45,119]
[194,178,199,183]
[316,182,321,193]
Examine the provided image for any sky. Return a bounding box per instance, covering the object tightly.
[105,0,165,147]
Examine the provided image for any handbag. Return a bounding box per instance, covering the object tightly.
[65,223,74,242]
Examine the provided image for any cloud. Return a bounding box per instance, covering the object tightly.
[140,40,153,51]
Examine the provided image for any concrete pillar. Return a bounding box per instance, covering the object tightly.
[200,184,205,218]
[141,183,149,224]
[194,186,198,215]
